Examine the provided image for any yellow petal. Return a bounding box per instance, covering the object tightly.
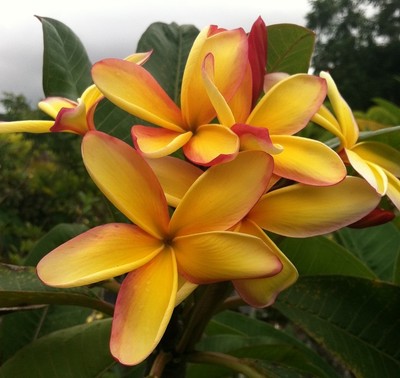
[80,84,104,110]
[145,156,202,208]
[386,170,400,210]
[352,141,400,177]
[172,231,282,283]
[37,224,164,287]
[110,249,177,365]
[38,97,77,119]
[0,120,54,134]
[320,71,359,147]
[233,219,298,307]
[124,51,152,65]
[311,104,344,145]
[271,135,346,185]
[246,74,326,135]
[92,58,185,132]
[131,126,192,158]
[82,131,170,238]
[182,124,239,166]
[181,26,248,127]
[346,148,388,195]
[170,151,273,236]
[176,276,198,306]
[248,176,381,237]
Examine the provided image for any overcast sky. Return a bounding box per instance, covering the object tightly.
[1,0,311,112]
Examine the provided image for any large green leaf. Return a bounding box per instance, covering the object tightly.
[334,222,400,283]
[39,16,92,99]
[0,263,113,315]
[267,24,315,74]
[0,319,115,378]
[274,276,400,378]
[279,235,376,279]
[136,22,199,104]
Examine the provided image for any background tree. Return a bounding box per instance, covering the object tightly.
[306,0,400,110]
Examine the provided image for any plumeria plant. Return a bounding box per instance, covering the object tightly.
[0,15,400,378]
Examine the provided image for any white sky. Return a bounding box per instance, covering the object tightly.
[0,0,311,111]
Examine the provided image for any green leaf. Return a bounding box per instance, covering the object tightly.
[0,319,115,378]
[267,24,315,74]
[274,276,400,378]
[24,223,88,266]
[279,235,376,279]
[334,222,400,283]
[136,22,199,104]
[0,263,113,315]
[39,16,92,99]
[0,305,93,362]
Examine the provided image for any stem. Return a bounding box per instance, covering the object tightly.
[147,350,173,378]
[187,351,269,378]
[99,278,121,293]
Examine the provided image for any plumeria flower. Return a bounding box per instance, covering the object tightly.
[36,132,282,365]
[312,71,400,210]
[0,52,151,136]
[145,153,381,308]
[202,62,347,186]
[91,23,253,166]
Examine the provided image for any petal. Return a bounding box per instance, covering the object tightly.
[38,97,77,119]
[92,59,185,131]
[346,148,388,195]
[263,72,290,93]
[182,124,239,166]
[131,125,192,158]
[181,26,248,127]
[320,71,359,147]
[82,131,170,238]
[233,219,298,307]
[271,135,346,185]
[246,74,327,135]
[385,169,400,211]
[352,141,400,177]
[170,150,273,236]
[248,176,381,237]
[176,276,198,306]
[50,99,89,135]
[80,84,104,110]
[311,104,345,145]
[124,51,152,65]
[145,155,202,208]
[37,224,164,287]
[110,249,177,365]
[172,231,282,284]
[0,120,54,134]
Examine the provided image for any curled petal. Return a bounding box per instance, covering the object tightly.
[80,84,104,110]
[131,126,192,158]
[0,120,54,134]
[82,131,170,238]
[37,224,164,287]
[145,155,202,208]
[247,74,327,135]
[38,97,77,119]
[346,148,388,195]
[311,104,344,145]
[352,141,400,177]
[271,135,346,185]
[386,170,400,211]
[124,51,153,65]
[173,231,282,284]
[51,99,90,135]
[170,150,273,236]
[248,176,381,237]
[233,219,298,307]
[92,59,185,131]
[110,249,177,365]
[182,124,239,166]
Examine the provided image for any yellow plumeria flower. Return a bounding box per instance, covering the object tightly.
[37,132,282,365]
[312,71,400,210]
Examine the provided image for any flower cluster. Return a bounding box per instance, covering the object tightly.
[0,17,391,366]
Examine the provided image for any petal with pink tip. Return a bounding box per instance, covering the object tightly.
[38,97,77,119]
[82,131,170,238]
[92,59,184,131]
[182,124,239,166]
[248,176,381,237]
[110,248,177,365]
[131,125,192,158]
[145,155,202,208]
[233,219,298,307]
[170,151,273,236]
[37,224,164,287]
[51,99,89,135]
[271,135,346,185]
[346,148,388,195]
[173,231,281,284]
[0,120,54,134]
[247,74,326,135]
[352,141,400,177]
